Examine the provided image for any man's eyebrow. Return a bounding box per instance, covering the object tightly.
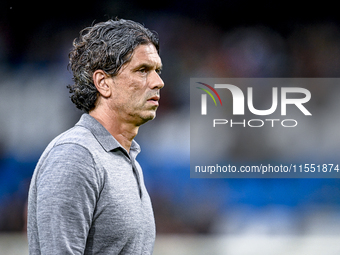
[134,62,162,70]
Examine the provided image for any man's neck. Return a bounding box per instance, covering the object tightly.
[89,109,139,154]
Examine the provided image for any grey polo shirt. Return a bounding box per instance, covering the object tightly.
[27,113,156,254]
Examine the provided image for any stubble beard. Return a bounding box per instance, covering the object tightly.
[124,102,158,126]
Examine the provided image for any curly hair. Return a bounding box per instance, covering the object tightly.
[67,19,160,112]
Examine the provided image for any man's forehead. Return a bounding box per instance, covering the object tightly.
[130,44,162,67]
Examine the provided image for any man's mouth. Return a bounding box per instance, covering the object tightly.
[147,96,160,106]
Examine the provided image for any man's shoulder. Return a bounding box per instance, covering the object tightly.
[53,125,95,147]
[31,125,99,186]
[40,125,98,159]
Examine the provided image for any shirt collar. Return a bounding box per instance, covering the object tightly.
[75,113,141,156]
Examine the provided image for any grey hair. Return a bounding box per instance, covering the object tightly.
[67,19,160,112]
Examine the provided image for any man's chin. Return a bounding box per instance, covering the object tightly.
[136,111,157,126]
[144,111,157,122]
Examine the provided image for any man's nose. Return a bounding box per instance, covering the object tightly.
[149,70,164,90]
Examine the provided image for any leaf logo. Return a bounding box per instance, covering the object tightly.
[196,82,223,106]
[196,82,222,115]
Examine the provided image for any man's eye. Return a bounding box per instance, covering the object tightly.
[156,69,162,75]
[138,68,147,73]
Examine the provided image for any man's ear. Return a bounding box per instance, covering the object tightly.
[93,70,111,98]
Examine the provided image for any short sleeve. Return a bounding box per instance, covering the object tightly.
[35,143,100,254]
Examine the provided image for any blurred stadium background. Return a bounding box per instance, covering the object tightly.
[1,1,340,254]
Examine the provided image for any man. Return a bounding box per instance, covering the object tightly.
[27,19,164,254]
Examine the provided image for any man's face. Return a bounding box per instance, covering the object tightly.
[108,44,164,126]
